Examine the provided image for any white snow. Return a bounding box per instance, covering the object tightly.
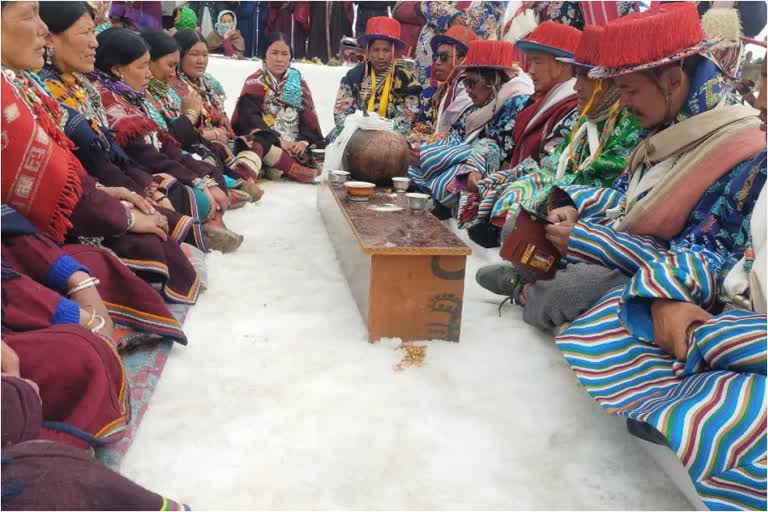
[118,57,691,510]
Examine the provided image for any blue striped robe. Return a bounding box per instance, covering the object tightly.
[556,246,766,510]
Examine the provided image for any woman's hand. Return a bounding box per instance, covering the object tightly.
[181,89,203,116]
[208,185,230,212]
[466,172,482,193]
[1,341,20,377]
[224,28,236,40]
[68,271,115,341]
[101,187,156,215]
[151,190,175,211]
[650,299,714,360]
[291,141,308,159]
[280,139,292,151]
[129,210,169,241]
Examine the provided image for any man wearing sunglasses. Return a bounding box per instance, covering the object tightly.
[419,25,477,138]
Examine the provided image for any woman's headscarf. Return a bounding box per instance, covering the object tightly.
[175,7,197,30]
[215,10,237,38]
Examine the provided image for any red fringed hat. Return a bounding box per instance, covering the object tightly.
[457,40,518,71]
[358,16,405,50]
[557,25,603,69]
[590,2,723,78]
[431,25,478,55]
[515,21,582,58]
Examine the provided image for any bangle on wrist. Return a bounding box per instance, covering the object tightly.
[84,305,97,329]
[67,277,101,296]
[90,314,106,333]
[126,208,135,230]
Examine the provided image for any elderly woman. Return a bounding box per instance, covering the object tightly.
[206,9,244,58]
[333,16,422,137]
[462,26,640,243]
[407,39,535,218]
[231,32,324,178]
[1,5,202,305]
[171,29,318,183]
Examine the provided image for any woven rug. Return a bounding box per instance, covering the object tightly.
[95,303,191,469]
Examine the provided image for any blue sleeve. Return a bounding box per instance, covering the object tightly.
[50,297,81,326]
[46,255,90,293]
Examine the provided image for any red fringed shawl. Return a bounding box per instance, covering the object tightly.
[1,73,84,243]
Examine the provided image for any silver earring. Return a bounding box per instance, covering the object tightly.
[45,46,54,66]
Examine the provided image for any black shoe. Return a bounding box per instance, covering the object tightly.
[468,222,501,248]
[430,203,453,221]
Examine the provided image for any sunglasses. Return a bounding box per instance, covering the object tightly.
[463,77,480,89]
[432,52,453,63]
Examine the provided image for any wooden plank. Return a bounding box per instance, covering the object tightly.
[326,185,471,256]
[367,254,466,343]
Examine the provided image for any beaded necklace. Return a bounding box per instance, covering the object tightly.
[145,77,182,130]
[40,67,109,140]
[263,67,303,109]
[2,67,72,150]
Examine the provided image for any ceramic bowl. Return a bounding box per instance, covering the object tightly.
[344,181,375,201]
[406,192,430,210]
[392,176,411,192]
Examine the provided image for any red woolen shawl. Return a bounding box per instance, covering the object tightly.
[1,74,84,243]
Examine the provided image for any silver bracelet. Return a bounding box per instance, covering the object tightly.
[126,208,135,230]
[90,314,106,333]
[67,277,100,296]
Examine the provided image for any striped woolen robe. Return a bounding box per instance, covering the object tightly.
[556,235,766,510]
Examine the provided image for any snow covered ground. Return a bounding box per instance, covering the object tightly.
[118,58,691,509]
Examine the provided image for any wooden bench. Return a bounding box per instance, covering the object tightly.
[318,184,472,342]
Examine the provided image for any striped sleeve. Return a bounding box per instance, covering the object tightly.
[565,219,669,276]
[559,184,625,221]
[684,310,767,376]
[619,247,725,343]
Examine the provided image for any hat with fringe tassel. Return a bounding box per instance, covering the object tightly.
[457,40,518,71]
[557,25,604,69]
[431,24,478,55]
[515,21,582,58]
[589,2,723,79]
[358,16,405,50]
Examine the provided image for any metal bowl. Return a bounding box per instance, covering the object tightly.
[328,170,350,185]
[406,192,430,210]
[392,176,411,192]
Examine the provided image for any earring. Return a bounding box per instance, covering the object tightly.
[45,46,54,66]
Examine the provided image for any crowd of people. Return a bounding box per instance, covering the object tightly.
[1,0,767,510]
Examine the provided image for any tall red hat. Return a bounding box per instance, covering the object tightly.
[557,25,604,69]
[358,16,405,50]
[430,24,479,55]
[457,40,518,71]
[590,2,722,79]
[515,21,582,58]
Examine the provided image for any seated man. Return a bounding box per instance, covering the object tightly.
[464,21,582,244]
[332,16,422,138]
[407,40,534,218]
[411,24,477,142]
[461,25,640,247]
[477,3,766,334]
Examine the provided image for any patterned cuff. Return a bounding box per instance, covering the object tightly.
[47,256,90,293]
[51,298,81,326]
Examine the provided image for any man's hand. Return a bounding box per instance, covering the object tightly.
[650,299,713,360]
[548,205,579,225]
[544,223,573,256]
[466,172,482,193]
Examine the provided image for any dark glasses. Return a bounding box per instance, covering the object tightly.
[432,52,453,63]
[464,77,479,89]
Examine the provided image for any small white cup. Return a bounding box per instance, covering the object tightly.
[392,177,411,193]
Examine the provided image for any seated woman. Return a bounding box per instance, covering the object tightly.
[2,204,188,346]
[141,28,263,202]
[1,3,200,305]
[2,371,188,509]
[171,29,318,184]
[333,16,422,138]
[206,9,244,58]
[89,28,245,253]
[460,26,640,244]
[231,32,325,180]
[407,40,534,218]
[37,1,237,254]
